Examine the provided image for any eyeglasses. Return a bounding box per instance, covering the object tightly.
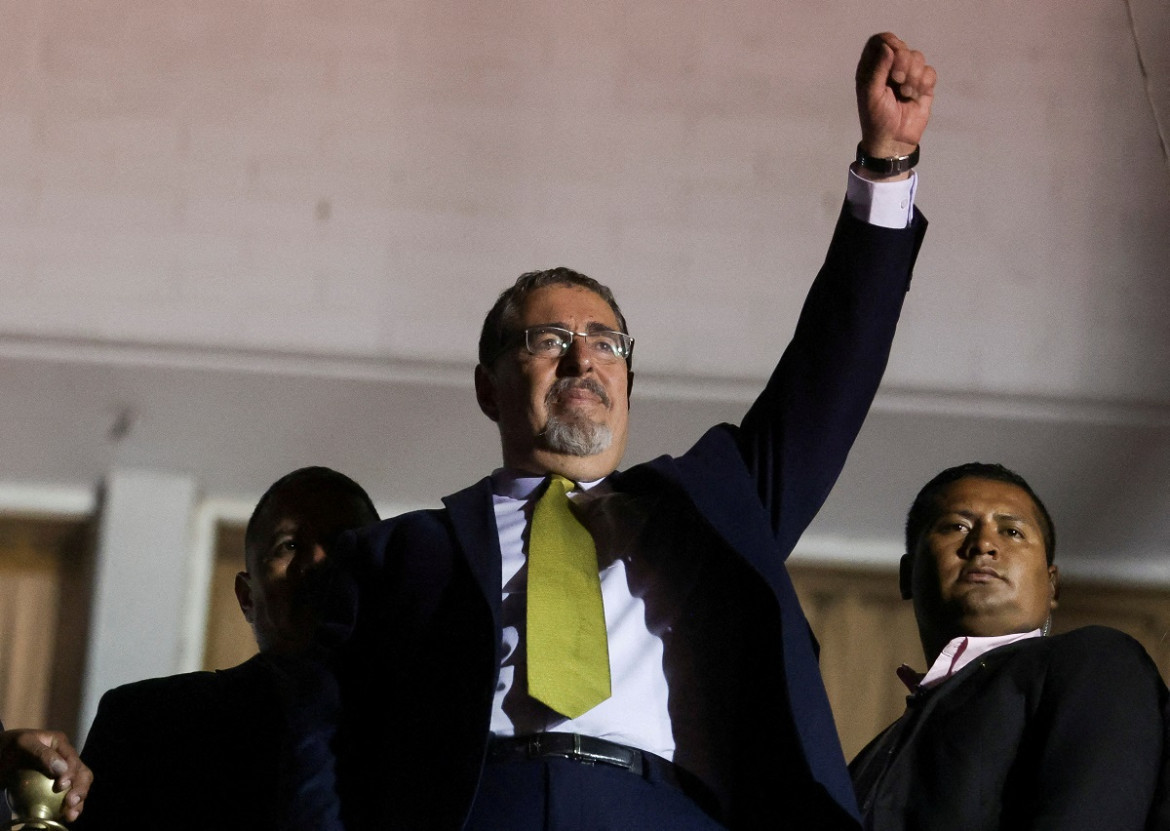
[520,326,634,363]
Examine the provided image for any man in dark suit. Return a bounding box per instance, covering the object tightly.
[850,462,1169,830]
[298,32,936,831]
[0,726,90,824]
[76,467,379,831]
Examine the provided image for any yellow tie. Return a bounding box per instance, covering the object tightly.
[526,475,612,718]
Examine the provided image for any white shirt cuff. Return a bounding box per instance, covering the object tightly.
[845,166,917,229]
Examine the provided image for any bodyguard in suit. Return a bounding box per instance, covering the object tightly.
[302,32,936,831]
[76,467,379,831]
[850,462,1169,831]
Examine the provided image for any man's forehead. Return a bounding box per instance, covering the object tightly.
[933,478,1042,524]
[265,515,303,536]
[257,488,365,532]
[519,284,621,329]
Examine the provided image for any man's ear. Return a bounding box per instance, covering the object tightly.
[474,364,500,422]
[234,571,255,622]
[1048,564,1060,611]
[899,553,914,600]
[627,369,635,403]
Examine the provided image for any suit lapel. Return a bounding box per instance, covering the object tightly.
[442,477,504,635]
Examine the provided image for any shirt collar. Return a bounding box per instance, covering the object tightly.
[899,629,1043,692]
[490,468,608,500]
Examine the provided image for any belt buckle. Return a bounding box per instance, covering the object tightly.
[525,733,642,775]
[528,734,597,765]
[572,735,638,773]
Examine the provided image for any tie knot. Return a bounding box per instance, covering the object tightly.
[549,475,576,496]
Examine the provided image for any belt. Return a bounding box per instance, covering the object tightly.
[486,733,722,821]
[489,732,649,775]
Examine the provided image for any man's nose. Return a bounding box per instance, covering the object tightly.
[960,524,997,558]
[293,542,328,575]
[557,335,593,373]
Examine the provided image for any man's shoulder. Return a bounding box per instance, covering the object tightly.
[975,626,1149,667]
[86,659,282,765]
[341,478,495,570]
[1043,625,1162,675]
[97,668,220,709]
[616,423,744,488]
[364,477,493,532]
[349,500,466,551]
[86,671,225,762]
[977,626,1165,701]
[94,657,271,722]
[981,625,1143,661]
[1047,624,1146,651]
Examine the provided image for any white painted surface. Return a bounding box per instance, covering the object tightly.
[80,469,197,740]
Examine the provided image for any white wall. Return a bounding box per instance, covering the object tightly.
[81,469,198,735]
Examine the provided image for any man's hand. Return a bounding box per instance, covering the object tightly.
[855,32,937,163]
[0,728,92,822]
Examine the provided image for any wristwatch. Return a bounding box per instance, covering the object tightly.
[855,143,920,175]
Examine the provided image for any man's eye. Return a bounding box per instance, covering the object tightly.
[593,339,617,354]
[531,330,568,350]
[271,540,296,556]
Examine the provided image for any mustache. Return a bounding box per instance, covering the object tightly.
[545,377,611,409]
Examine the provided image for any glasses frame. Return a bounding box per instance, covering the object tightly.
[519,325,634,362]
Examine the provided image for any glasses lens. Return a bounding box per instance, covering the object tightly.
[525,326,571,357]
[591,331,631,360]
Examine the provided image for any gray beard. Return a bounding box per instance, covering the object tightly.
[540,414,613,457]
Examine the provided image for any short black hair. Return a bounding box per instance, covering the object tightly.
[244,466,379,562]
[905,462,1056,564]
[476,266,631,369]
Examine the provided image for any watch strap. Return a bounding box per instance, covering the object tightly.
[855,143,920,175]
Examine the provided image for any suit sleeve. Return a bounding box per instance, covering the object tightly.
[1023,628,1166,830]
[736,206,927,556]
[72,691,130,830]
[0,718,8,825]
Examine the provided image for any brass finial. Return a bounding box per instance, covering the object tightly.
[3,769,68,830]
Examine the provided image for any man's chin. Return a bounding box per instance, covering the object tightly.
[540,417,612,457]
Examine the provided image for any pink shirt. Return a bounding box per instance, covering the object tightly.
[898,630,1043,692]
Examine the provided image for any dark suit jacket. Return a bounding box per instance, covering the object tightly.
[850,626,1169,831]
[76,654,289,831]
[314,208,927,830]
[0,717,7,824]
[1150,693,1170,830]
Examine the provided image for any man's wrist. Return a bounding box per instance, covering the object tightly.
[854,143,919,180]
